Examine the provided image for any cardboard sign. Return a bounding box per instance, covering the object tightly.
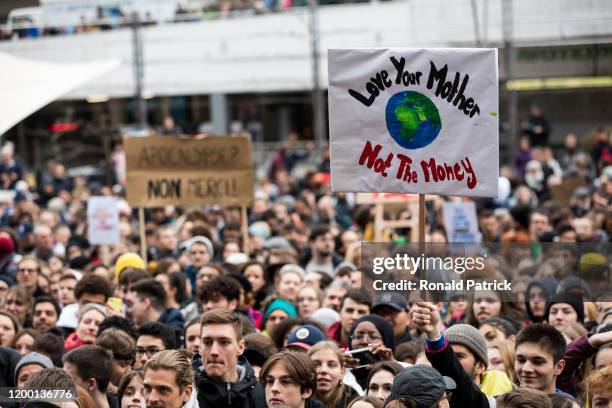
[550,177,585,207]
[442,201,482,243]
[124,135,254,207]
[87,196,120,245]
[329,48,499,197]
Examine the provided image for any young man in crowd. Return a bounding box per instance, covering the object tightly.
[514,323,570,396]
[14,351,54,388]
[58,272,77,307]
[62,345,115,408]
[32,295,61,333]
[260,350,323,408]
[126,278,184,331]
[372,292,412,344]
[195,309,266,408]
[305,226,342,277]
[321,280,351,312]
[184,236,214,294]
[585,366,612,408]
[143,349,194,408]
[135,321,176,369]
[327,289,371,349]
[200,276,241,313]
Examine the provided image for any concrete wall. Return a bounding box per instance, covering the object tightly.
[1,0,611,99]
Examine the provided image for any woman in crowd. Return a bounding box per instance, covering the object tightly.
[307,341,359,408]
[349,315,396,389]
[479,317,518,346]
[365,361,404,404]
[524,277,558,324]
[261,298,298,337]
[10,328,40,356]
[4,285,31,327]
[276,264,305,303]
[0,310,20,347]
[64,303,108,350]
[242,261,269,309]
[297,285,323,319]
[118,370,145,408]
[487,340,517,383]
[465,291,524,329]
[154,271,187,310]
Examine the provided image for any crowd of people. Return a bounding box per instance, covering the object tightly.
[0,117,610,408]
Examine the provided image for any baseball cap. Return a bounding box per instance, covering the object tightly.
[372,292,409,313]
[385,365,456,408]
[286,324,325,350]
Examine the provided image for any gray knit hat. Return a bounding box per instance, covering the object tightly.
[14,352,53,383]
[446,324,488,368]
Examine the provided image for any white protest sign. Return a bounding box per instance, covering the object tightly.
[87,196,120,245]
[442,201,482,243]
[329,48,499,197]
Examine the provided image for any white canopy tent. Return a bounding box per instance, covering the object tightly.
[0,52,120,136]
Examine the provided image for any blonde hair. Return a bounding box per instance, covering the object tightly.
[585,366,612,407]
[307,341,346,408]
[489,340,517,383]
[144,349,194,392]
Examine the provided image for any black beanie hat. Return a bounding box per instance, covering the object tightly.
[546,292,585,323]
[349,314,395,351]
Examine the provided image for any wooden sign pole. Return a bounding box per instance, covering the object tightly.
[418,194,426,245]
[139,207,147,264]
[241,205,250,255]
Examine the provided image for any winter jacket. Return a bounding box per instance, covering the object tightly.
[159,307,185,346]
[0,346,20,387]
[326,321,348,349]
[425,333,495,408]
[194,355,266,408]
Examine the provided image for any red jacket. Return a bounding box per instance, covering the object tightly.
[326,321,348,349]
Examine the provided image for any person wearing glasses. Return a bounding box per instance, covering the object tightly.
[383,365,456,408]
[347,315,396,390]
[16,256,46,297]
[134,321,176,369]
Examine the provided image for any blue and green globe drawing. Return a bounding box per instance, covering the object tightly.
[385,91,442,149]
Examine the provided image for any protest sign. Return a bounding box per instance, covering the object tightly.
[329,48,499,197]
[124,135,254,207]
[550,177,584,207]
[442,201,482,243]
[87,196,120,245]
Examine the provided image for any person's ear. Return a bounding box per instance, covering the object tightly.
[229,299,238,311]
[88,378,97,393]
[237,339,245,356]
[302,388,313,400]
[475,361,486,376]
[182,384,193,403]
[553,358,566,376]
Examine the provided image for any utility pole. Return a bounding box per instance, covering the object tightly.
[308,0,326,146]
[131,12,147,130]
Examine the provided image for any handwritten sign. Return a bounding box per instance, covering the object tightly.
[124,135,254,207]
[87,196,120,245]
[442,201,482,243]
[329,48,499,197]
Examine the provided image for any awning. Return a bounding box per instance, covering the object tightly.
[0,52,120,136]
